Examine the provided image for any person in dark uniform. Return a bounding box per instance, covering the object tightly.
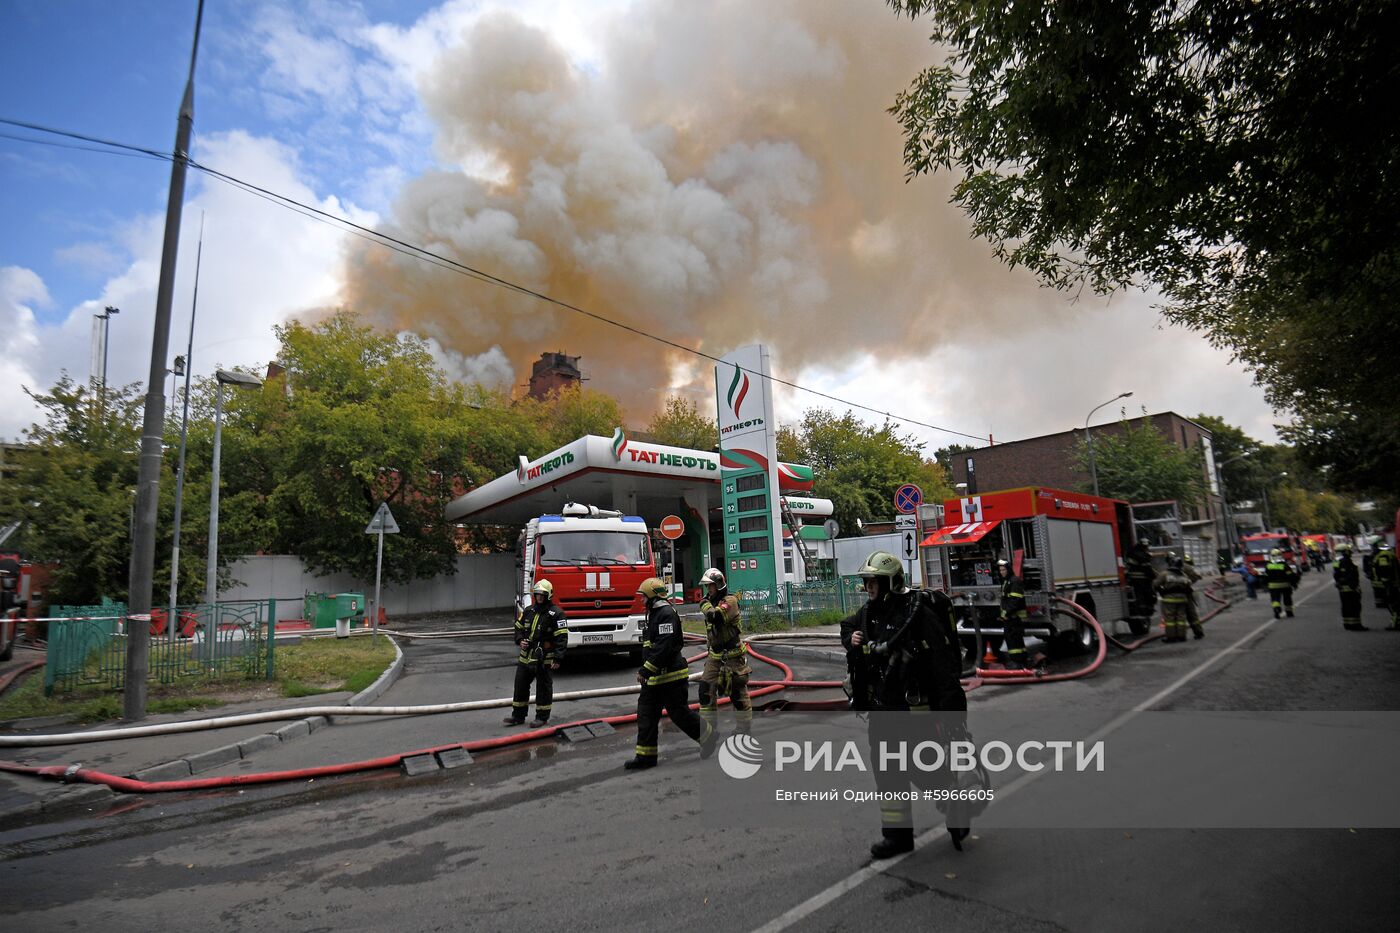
[841,550,970,858]
[1265,548,1300,618]
[503,580,569,727]
[1334,545,1365,631]
[624,577,715,769]
[1125,540,1157,619]
[997,559,1031,669]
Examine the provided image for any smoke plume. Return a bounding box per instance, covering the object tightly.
[341,1,1059,412]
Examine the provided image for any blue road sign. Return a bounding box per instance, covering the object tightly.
[894,484,922,514]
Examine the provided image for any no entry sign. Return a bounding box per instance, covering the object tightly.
[659,515,686,540]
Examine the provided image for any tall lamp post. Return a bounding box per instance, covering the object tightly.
[206,370,264,617]
[95,305,119,406]
[1261,472,1287,532]
[1085,391,1134,497]
[1215,451,1252,556]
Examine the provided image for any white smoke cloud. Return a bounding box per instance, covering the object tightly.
[0,267,47,440]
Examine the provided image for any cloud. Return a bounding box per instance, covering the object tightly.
[0,132,372,434]
[0,266,48,439]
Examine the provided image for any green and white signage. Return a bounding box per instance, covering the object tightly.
[716,345,781,603]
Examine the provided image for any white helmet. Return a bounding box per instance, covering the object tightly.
[700,568,726,588]
[531,579,554,598]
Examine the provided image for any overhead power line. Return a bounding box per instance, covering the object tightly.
[0,115,992,444]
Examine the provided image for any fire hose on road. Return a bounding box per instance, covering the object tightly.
[0,590,1235,793]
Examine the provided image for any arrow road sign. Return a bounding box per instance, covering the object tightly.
[365,502,400,535]
[902,530,917,561]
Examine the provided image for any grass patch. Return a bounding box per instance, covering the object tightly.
[274,634,396,698]
[0,634,397,722]
[0,672,224,724]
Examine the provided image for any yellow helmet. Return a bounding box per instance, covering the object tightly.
[531,579,554,597]
[637,577,670,601]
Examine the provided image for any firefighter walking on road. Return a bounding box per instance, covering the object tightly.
[1372,543,1399,630]
[697,568,752,737]
[1155,554,1195,641]
[504,580,569,727]
[624,577,715,770]
[1334,546,1365,631]
[1265,548,1300,618]
[997,559,1031,669]
[842,551,971,858]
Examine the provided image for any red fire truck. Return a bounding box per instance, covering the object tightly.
[1240,532,1297,578]
[516,503,657,660]
[921,486,1144,664]
[1,553,33,661]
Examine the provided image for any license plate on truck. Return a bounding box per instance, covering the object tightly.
[581,633,613,643]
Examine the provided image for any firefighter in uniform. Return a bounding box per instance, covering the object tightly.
[697,568,752,736]
[997,559,1031,669]
[624,577,715,769]
[1334,545,1365,631]
[503,580,569,727]
[1125,540,1157,620]
[1372,543,1399,630]
[1265,548,1300,618]
[841,551,970,858]
[1154,554,1194,641]
[1181,553,1205,639]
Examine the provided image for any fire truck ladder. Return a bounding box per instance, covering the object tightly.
[779,500,817,576]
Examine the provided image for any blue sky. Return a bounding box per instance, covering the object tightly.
[0,0,1282,450]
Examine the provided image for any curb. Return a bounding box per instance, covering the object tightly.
[751,641,846,664]
[127,635,405,782]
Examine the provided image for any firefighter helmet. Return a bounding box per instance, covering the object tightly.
[637,577,670,601]
[1336,543,1353,555]
[1167,553,1184,571]
[700,568,726,588]
[1183,553,1195,565]
[1269,548,1282,558]
[531,579,554,598]
[858,551,903,579]
[1379,542,1393,552]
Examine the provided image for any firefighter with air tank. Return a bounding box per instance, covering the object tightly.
[1265,548,1301,618]
[1334,544,1365,631]
[503,580,568,727]
[697,567,752,737]
[623,577,716,770]
[1154,554,1199,641]
[841,550,972,858]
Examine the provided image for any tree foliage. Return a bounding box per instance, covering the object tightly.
[890,0,1400,494]
[777,410,950,536]
[646,396,717,450]
[0,377,151,604]
[1073,420,1205,504]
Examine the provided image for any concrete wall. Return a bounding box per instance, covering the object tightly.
[221,553,517,622]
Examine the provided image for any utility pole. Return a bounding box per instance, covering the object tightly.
[125,0,204,721]
[168,214,204,634]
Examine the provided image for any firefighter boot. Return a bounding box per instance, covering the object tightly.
[949,827,971,851]
[529,718,549,728]
[502,715,525,726]
[623,756,657,771]
[1192,624,1205,640]
[870,828,915,860]
[699,723,719,760]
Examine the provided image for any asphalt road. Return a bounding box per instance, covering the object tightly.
[3,573,1398,932]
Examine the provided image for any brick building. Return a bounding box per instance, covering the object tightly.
[948,412,1227,546]
[527,352,583,400]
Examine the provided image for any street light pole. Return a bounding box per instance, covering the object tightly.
[168,216,204,635]
[1215,451,1252,557]
[1084,391,1134,497]
[205,370,263,617]
[125,0,204,721]
[97,306,119,402]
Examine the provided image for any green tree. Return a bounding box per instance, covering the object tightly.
[778,410,951,535]
[0,376,148,604]
[1074,421,1205,504]
[889,0,1400,491]
[517,385,627,450]
[646,396,717,450]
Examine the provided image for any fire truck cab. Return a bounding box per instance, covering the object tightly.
[0,554,32,661]
[517,503,655,658]
[1240,533,1297,578]
[922,487,1140,664]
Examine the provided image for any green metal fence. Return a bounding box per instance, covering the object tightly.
[737,576,868,629]
[44,599,276,696]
